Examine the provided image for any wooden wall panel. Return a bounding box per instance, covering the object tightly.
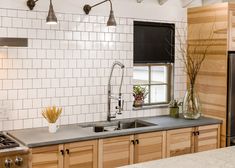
[188,3,228,147]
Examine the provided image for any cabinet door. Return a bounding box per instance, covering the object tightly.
[134,131,166,163]
[64,140,98,168]
[166,127,194,157]
[98,135,134,168]
[30,145,63,168]
[195,124,220,152]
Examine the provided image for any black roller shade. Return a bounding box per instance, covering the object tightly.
[134,21,175,64]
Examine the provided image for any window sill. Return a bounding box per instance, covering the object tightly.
[132,104,168,111]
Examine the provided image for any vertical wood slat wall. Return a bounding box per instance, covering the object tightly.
[188,2,235,147]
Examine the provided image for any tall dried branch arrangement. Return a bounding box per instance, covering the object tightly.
[176,25,214,89]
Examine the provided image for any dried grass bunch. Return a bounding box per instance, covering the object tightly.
[42,106,62,123]
[177,26,214,88]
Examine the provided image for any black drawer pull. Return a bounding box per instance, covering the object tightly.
[136,139,139,144]
[60,150,64,155]
[66,149,70,155]
[131,140,135,145]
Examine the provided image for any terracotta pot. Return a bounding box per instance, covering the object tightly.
[133,99,144,107]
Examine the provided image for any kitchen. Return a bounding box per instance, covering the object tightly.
[0,0,233,168]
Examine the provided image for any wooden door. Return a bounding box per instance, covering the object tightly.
[29,145,63,168]
[134,131,166,163]
[166,127,195,157]
[98,135,134,168]
[64,140,98,168]
[195,124,220,152]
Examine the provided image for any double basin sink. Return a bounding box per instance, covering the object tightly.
[81,119,157,133]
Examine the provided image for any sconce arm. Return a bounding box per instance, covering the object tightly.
[83,0,113,15]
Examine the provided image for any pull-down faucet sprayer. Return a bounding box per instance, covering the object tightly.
[107,61,125,121]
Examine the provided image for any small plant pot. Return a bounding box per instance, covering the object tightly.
[48,123,58,133]
[133,99,144,107]
[169,107,179,118]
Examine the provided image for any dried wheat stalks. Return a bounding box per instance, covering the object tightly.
[42,106,62,123]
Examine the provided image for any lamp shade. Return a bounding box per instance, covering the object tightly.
[107,10,116,26]
[46,0,57,25]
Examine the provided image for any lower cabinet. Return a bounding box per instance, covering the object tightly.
[166,124,220,157]
[98,135,134,168]
[195,124,220,152]
[134,132,166,163]
[29,145,63,168]
[29,140,98,168]
[29,124,220,168]
[166,127,195,157]
[64,140,98,168]
[98,131,166,168]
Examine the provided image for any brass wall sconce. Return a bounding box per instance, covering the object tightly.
[26,0,57,25]
[83,0,117,26]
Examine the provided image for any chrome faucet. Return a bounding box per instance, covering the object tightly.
[107,61,125,121]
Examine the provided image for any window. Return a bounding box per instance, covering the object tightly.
[133,64,172,106]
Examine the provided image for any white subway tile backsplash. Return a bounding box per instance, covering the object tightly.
[0,8,186,130]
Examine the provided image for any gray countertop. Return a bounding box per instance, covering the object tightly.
[8,115,222,148]
[119,146,235,168]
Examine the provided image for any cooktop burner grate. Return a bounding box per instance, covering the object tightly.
[0,134,19,149]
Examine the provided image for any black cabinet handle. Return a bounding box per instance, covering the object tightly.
[131,140,135,145]
[136,139,139,144]
[60,150,64,155]
[197,131,200,136]
[66,149,70,155]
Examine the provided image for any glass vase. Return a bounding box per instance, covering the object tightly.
[182,86,201,119]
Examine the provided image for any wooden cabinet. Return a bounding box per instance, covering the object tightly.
[166,124,220,157]
[29,124,220,168]
[29,140,98,168]
[134,132,166,163]
[29,145,63,168]
[64,140,98,168]
[98,135,134,168]
[166,127,195,157]
[195,124,220,152]
[188,2,235,147]
[98,131,166,168]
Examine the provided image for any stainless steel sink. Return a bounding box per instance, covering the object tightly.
[81,120,157,133]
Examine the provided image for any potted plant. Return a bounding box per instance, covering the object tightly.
[133,85,148,107]
[169,100,180,118]
[42,106,62,133]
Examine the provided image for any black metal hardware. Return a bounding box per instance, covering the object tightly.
[83,0,116,26]
[131,140,135,145]
[136,139,139,144]
[66,149,70,155]
[197,131,200,136]
[60,150,64,155]
[27,0,39,10]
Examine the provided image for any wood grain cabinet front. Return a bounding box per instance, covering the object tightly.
[29,145,64,168]
[195,124,220,152]
[98,131,166,168]
[166,124,221,158]
[98,135,135,168]
[134,131,166,163]
[28,124,220,168]
[166,127,195,157]
[29,140,98,168]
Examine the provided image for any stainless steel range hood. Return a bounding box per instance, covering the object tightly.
[0,38,28,47]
